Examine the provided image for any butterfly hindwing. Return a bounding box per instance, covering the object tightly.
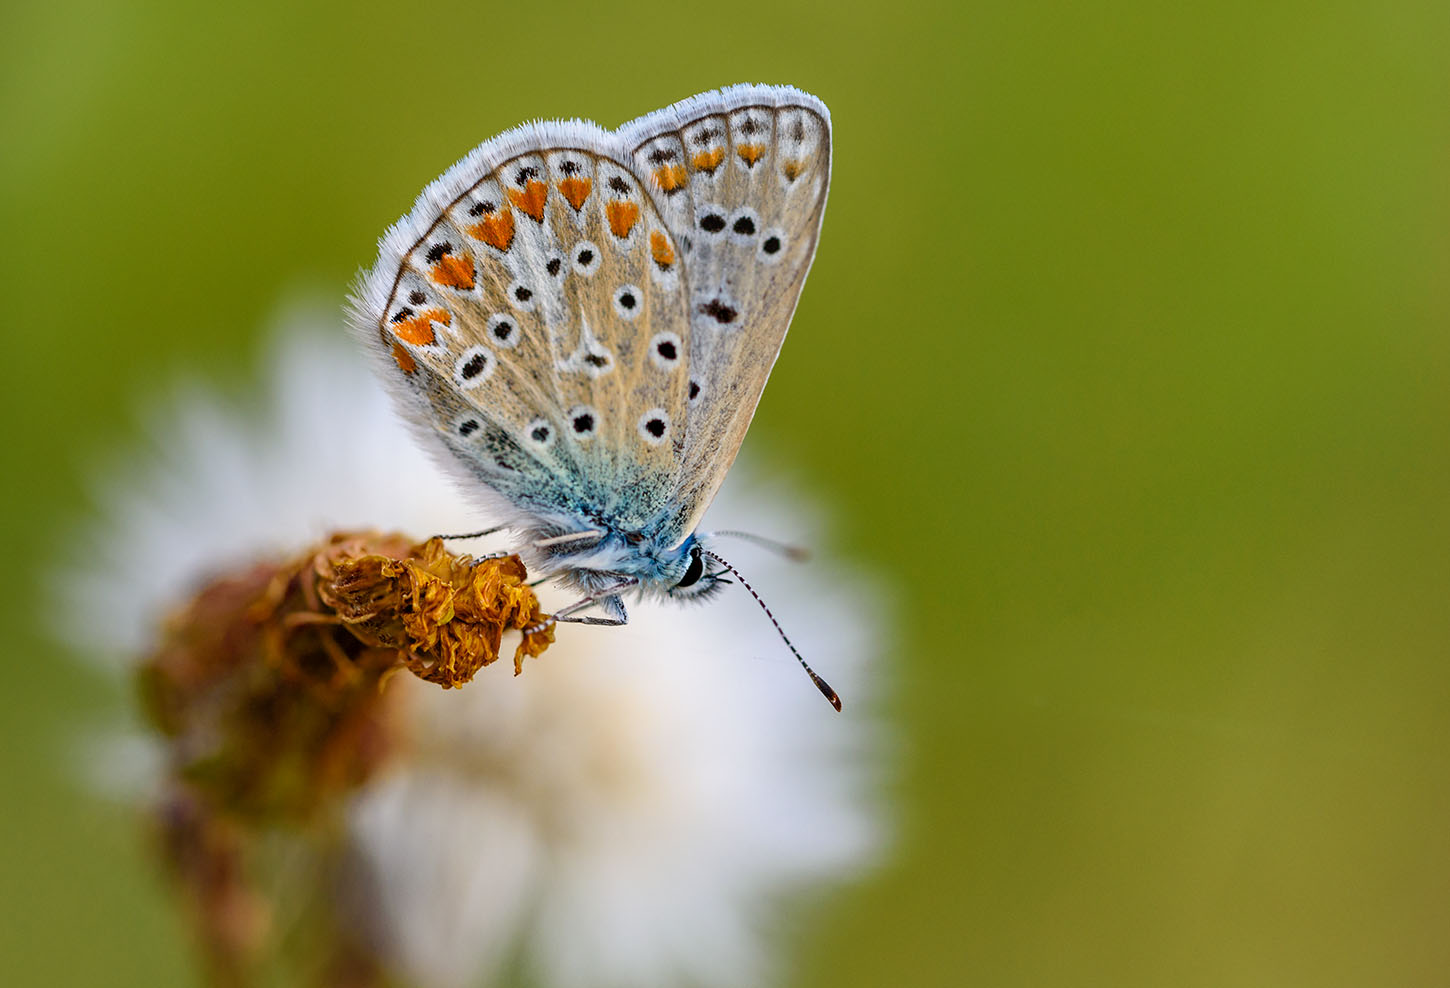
[530,149,690,530]
[620,85,831,543]
[353,122,691,535]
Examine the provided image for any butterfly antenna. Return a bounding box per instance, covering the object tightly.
[706,530,811,563]
[703,550,841,712]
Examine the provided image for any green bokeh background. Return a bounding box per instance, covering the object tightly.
[4,0,1449,984]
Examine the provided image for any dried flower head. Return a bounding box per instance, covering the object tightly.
[317,535,554,683]
[142,532,552,820]
[135,530,555,982]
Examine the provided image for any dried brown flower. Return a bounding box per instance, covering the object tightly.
[136,532,553,985]
[318,534,554,685]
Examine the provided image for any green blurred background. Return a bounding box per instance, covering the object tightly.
[4,0,1449,984]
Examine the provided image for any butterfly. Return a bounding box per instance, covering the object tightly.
[349,84,838,707]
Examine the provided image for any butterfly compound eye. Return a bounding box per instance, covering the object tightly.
[675,546,705,589]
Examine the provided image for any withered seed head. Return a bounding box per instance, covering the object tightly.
[141,531,554,822]
[318,534,554,685]
[136,531,555,983]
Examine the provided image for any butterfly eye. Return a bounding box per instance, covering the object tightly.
[675,546,705,589]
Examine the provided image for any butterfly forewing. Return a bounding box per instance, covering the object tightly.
[622,88,831,543]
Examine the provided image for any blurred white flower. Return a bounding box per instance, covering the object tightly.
[62,298,892,988]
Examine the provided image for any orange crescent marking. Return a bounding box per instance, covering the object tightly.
[507,180,548,222]
[782,159,807,181]
[649,230,675,269]
[558,176,592,210]
[429,254,475,290]
[391,307,450,347]
[692,148,725,173]
[606,200,639,239]
[652,164,688,192]
[737,143,766,167]
[391,341,417,373]
[466,210,515,251]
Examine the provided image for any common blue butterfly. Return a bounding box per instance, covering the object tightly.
[349,84,838,707]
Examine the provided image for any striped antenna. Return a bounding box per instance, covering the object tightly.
[703,550,841,712]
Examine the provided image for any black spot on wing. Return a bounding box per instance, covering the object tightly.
[698,298,737,324]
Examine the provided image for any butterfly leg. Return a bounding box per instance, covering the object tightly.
[557,614,627,627]
[434,524,508,541]
[525,583,635,635]
[556,594,628,626]
[430,525,514,566]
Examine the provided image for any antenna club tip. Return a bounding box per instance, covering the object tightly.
[707,548,841,712]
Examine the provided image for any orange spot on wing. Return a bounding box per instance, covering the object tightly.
[429,254,475,290]
[652,164,688,193]
[737,143,766,167]
[391,307,450,347]
[649,230,675,269]
[692,148,725,173]
[605,199,639,239]
[783,158,807,181]
[466,210,515,251]
[507,179,548,222]
[391,342,417,374]
[558,176,592,210]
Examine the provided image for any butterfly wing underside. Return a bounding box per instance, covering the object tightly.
[352,125,693,536]
[621,86,832,544]
[351,85,829,552]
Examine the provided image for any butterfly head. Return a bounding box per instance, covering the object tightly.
[665,537,729,603]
